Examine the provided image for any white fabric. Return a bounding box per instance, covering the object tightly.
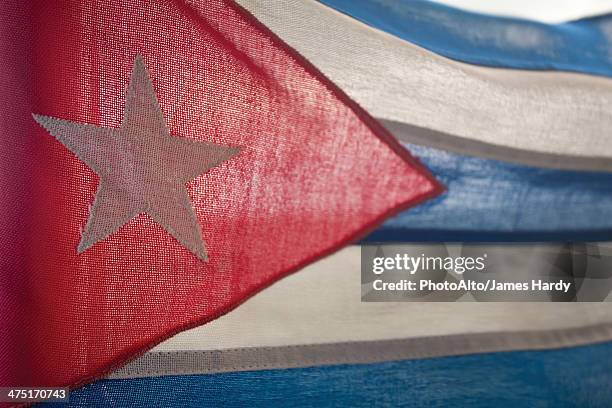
[431,0,612,24]
[237,0,612,158]
[152,246,612,352]
[33,57,241,260]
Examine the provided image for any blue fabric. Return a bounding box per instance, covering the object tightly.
[54,341,612,407]
[312,0,612,240]
[318,0,612,78]
[363,144,612,242]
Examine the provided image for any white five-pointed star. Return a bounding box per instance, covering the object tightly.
[33,55,241,261]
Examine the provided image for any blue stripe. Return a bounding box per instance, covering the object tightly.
[318,0,612,78]
[54,340,612,407]
[363,144,612,242]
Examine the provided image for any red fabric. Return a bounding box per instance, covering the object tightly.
[0,0,442,393]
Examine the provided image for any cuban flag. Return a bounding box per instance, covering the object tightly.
[1,0,612,407]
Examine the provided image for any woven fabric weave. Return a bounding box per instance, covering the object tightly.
[0,0,440,395]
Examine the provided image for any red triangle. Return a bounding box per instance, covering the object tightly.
[0,0,442,392]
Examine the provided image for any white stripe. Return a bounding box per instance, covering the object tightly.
[431,0,612,24]
[237,0,612,159]
[152,246,612,352]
